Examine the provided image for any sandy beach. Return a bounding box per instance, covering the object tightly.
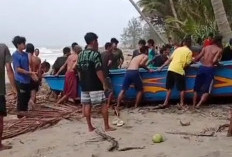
[1,100,232,157]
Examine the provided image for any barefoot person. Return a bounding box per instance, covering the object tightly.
[116,46,152,114]
[0,44,17,151]
[26,43,41,109]
[101,42,114,107]
[55,45,82,104]
[157,37,193,109]
[78,32,115,132]
[193,35,223,109]
[12,36,36,118]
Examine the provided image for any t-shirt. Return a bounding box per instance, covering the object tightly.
[12,50,30,84]
[52,56,68,75]
[101,51,113,77]
[168,46,192,75]
[151,55,168,67]
[0,44,12,95]
[148,48,156,62]
[78,49,103,91]
[111,48,124,69]
[132,49,139,58]
[221,46,232,61]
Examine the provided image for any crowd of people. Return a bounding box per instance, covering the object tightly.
[0,32,231,150]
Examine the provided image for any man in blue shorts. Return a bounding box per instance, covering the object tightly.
[193,35,223,109]
[116,46,152,115]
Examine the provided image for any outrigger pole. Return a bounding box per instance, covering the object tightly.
[128,0,167,43]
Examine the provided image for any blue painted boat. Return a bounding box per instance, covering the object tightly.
[44,61,232,102]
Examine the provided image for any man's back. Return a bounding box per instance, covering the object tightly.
[128,54,147,70]
[168,46,192,75]
[66,53,78,72]
[201,45,222,67]
[31,55,41,72]
[52,56,68,75]
[78,49,103,91]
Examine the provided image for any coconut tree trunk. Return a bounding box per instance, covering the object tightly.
[169,0,180,29]
[211,0,232,42]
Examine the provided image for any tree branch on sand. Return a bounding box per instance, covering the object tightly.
[166,131,215,137]
[95,129,145,152]
[227,109,232,137]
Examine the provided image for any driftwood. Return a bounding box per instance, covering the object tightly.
[166,131,215,137]
[95,130,145,152]
[95,129,119,151]
[3,103,82,140]
[227,109,232,137]
[216,124,230,132]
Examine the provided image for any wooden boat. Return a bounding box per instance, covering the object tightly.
[44,61,232,102]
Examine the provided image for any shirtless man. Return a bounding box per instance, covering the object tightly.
[34,48,40,57]
[193,35,223,109]
[55,45,82,104]
[116,46,152,115]
[26,43,41,108]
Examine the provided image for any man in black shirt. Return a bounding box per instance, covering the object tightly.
[132,39,146,59]
[78,32,115,132]
[101,42,114,107]
[52,47,71,75]
[221,39,232,61]
[150,44,172,67]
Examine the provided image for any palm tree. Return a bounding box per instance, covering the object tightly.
[211,0,232,42]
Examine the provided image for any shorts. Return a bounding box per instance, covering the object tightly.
[31,79,40,91]
[194,66,215,94]
[0,95,7,117]
[81,91,106,105]
[122,70,143,91]
[104,77,113,97]
[166,71,185,91]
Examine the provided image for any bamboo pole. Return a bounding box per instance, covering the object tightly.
[128,0,167,43]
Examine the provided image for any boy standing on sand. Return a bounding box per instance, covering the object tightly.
[116,46,152,115]
[157,37,193,109]
[26,43,41,108]
[101,42,114,107]
[12,36,36,118]
[78,32,115,132]
[0,44,17,151]
[193,35,223,109]
[55,45,82,104]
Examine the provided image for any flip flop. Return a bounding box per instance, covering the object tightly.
[116,119,125,127]
[112,118,119,125]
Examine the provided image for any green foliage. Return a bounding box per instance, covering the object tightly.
[138,0,232,43]
[121,17,143,48]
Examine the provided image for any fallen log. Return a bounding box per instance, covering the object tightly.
[227,109,232,137]
[95,129,119,151]
[166,131,215,137]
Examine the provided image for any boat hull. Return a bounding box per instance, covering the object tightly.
[44,61,232,102]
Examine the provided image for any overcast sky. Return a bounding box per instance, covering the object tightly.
[0,0,139,48]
